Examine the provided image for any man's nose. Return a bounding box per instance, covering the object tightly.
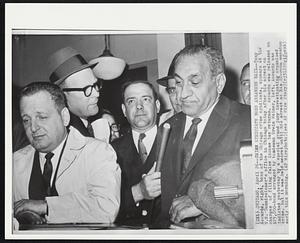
[136,101,144,110]
[30,120,40,132]
[90,86,100,98]
[180,83,192,99]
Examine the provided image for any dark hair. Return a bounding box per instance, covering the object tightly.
[121,80,158,103]
[240,63,250,78]
[20,82,66,112]
[174,45,225,77]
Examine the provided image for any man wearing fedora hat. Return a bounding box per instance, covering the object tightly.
[48,47,110,142]
[157,54,182,125]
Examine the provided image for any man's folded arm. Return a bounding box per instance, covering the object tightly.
[46,142,121,223]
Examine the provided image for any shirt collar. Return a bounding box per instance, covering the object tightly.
[132,125,157,141]
[186,96,219,123]
[80,118,88,127]
[39,133,68,160]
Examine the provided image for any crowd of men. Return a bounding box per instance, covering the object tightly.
[12,44,251,229]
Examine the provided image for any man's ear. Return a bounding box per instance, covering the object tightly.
[61,107,70,127]
[121,104,127,118]
[215,73,226,94]
[155,99,161,114]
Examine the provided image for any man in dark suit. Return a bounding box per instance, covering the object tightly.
[156,45,251,228]
[112,80,161,225]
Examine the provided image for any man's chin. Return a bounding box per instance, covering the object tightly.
[32,143,48,152]
[182,106,198,117]
[88,107,99,116]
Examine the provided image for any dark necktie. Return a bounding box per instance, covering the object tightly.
[182,118,202,173]
[43,152,54,196]
[87,121,95,137]
[138,133,148,163]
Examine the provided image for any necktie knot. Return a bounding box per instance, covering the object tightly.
[87,121,95,137]
[192,118,201,125]
[139,133,146,141]
[45,152,54,160]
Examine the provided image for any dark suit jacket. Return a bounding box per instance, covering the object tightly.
[111,128,160,225]
[68,112,92,137]
[155,95,251,228]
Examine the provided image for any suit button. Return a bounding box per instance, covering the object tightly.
[142,210,148,216]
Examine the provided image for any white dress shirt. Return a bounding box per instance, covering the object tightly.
[39,134,68,186]
[81,117,110,143]
[132,126,157,155]
[183,99,219,155]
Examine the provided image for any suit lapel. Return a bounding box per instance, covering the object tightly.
[121,130,140,163]
[163,113,186,186]
[55,128,86,183]
[179,96,231,184]
[69,112,91,137]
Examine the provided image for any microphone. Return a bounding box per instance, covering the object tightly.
[155,123,171,172]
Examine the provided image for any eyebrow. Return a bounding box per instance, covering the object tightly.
[125,95,152,101]
[174,72,201,81]
[21,111,47,117]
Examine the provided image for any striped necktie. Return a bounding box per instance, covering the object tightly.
[138,133,148,163]
[182,118,202,173]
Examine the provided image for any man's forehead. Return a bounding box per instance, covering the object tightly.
[175,53,210,73]
[167,78,176,86]
[64,68,96,86]
[125,83,153,96]
[21,91,55,109]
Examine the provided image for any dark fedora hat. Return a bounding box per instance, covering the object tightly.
[156,52,179,87]
[48,46,97,85]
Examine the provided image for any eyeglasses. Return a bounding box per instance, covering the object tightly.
[62,81,102,97]
[166,87,176,95]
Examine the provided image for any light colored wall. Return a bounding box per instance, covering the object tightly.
[221,33,249,102]
[12,34,158,87]
[12,33,248,103]
[156,33,185,110]
[112,34,157,65]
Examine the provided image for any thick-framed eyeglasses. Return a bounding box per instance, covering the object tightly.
[166,87,176,95]
[62,81,102,97]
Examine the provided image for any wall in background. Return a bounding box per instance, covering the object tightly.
[156,33,185,111]
[12,33,249,120]
[221,33,249,102]
[12,34,158,87]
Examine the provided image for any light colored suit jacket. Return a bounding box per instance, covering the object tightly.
[13,127,121,223]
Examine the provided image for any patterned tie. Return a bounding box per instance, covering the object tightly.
[182,118,202,173]
[138,133,148,163]
[87,121,95,137]
[43,152,54,196]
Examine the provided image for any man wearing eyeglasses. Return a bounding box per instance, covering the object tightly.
[157,55,182,125]
[47,47,110,142]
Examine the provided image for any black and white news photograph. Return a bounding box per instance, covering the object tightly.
[4,3,296,240]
